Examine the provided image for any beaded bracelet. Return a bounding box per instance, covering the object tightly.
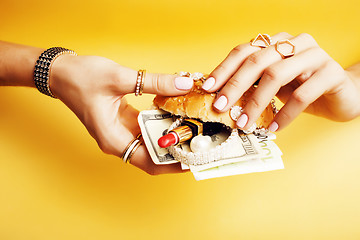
[34,47,77,98]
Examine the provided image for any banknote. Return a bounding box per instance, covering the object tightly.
[192,139,284,180]
[138,109,179,165]
[138,109,284,180]
[139,110,263,167]
[187,133,264,172]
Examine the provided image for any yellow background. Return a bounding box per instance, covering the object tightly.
[1,0,360,239]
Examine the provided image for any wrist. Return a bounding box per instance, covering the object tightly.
[33,47,77,98]
[49,54,79,100]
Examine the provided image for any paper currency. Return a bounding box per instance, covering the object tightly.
[138,110,179,165]
[192,139,284,180]
[188,133,264,172]
[138,109,284,180]
[138,110,263,167]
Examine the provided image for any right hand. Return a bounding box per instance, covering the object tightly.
[202,32,360,132]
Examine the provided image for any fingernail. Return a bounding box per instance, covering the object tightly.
[268,122,279,132]
[236,114,248,129]
[174,77,193,90]
[202,77,215,91]
[213,95,228,111]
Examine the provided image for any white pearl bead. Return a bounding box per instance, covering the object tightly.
[190,134,212,153]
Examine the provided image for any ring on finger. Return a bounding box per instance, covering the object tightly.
[250,34,272,48]
[275,39,295,59]
[121,134,142,164]
[135,70,146,96]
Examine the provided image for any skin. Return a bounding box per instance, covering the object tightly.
[203,32,360,131]
[0,41,194,175]
[2,33,359,174]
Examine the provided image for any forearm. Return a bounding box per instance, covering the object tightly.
[0,41,44,87]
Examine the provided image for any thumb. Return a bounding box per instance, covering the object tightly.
[143,72,194,96]
[117,66,194,96]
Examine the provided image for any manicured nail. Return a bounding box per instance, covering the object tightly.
[202,77,215,91]
[213,95,228,111]
[236,114,248,129]
[174,77,193,90]
[268,121,279,132]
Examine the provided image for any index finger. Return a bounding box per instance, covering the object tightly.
[202,32,293,92]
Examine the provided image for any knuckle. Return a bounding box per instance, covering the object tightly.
[298,33,318,46]
[277,32,293,39]
[324,60,340,70]
[279,109,292,123]
[215,63,227,72]
[297,72,312,82]
[152,74,164,94]
[262,67,281,83]
[226,77,242,90]
[313,47,329,59]
[324,61,346,85]
[291,90,309,106]
[246,53,262,65]
[247,97,262,110]
[231,44,246,54]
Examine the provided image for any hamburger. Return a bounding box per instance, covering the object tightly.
[154,72,275,130]
[151,72,277,166]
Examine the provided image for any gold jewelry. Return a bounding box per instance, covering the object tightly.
[34,47,77,98]
[135,70,146,96]
[275,39,295,59]
[250,34,272,48]
[121,134,142,164]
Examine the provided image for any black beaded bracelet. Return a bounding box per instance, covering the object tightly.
[34,47,77,98]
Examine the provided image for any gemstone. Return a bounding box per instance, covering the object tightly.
[230,106,243,121]
[179,71,188,77]
[190,72,204,80]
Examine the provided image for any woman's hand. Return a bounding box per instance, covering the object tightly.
[50,55,194,175]
[202,32,360,131]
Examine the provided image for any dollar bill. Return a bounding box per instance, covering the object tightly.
[139,110,263,167]
[138,109,284,180]
[187,133,264,172]
[138,110,179,165]
[192,139,284,180]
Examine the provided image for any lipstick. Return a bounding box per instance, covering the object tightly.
[158,119,223,148]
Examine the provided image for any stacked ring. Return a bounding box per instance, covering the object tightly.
[135,70,146,96]
[121,134,142,164]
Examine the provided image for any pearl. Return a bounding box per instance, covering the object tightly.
[230,106,243,121]
[190,134,212,153]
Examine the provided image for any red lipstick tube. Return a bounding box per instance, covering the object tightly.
[158,119,203,148]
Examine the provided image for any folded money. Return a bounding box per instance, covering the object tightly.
[137,72,284,180]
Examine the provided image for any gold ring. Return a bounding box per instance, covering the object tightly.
[121,134,142,164]
[135,70,146,96]
[275,39,295,59]
[250,34,272,48]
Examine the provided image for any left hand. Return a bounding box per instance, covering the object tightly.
[50,54,194,175]
[202,32,360,131]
